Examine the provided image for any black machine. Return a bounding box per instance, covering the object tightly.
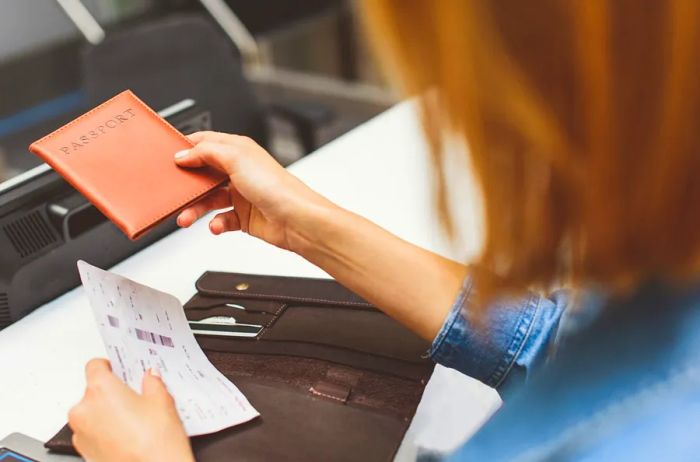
[0,99,210,329]
[0,10,335,331]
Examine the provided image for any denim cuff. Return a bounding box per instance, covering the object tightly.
[429,277,474,364]
[429,276,545,390]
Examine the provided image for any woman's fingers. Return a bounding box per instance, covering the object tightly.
[174,141,236,173]
[187,131,253,147]
[141,369,174,406]
[85,358,111,382]
[177,187,232,227]
[209,210,242,235]
[178,132,260,172]
[175,184,251,234]
[229,186,252,233]
[186,131,234,144]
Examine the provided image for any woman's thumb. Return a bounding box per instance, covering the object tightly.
[174,141,233,173]
[174,148,205,168]
[142,369,170,400]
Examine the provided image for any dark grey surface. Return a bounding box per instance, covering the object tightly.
[0,432,82,461]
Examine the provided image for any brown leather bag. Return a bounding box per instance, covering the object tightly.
[46,272,434,461]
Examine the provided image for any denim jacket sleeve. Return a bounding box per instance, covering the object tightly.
[429,276,569,393]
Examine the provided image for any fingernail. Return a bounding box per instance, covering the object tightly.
[174,149,189,159]
[209,221,221,235]
[150,368,161,378]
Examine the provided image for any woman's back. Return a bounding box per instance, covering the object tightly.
[451,281,700,461]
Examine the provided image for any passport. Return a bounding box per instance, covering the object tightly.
[29,90,227,240]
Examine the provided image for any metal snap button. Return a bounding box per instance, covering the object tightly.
[235,282,250,291]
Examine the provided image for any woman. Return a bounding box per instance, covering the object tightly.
[67,1,700,461]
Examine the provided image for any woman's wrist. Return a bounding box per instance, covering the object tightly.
[284,197,469,341]
[285,197,346,260]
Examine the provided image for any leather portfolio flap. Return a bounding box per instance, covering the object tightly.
[186,272,434,375]
[194,271,374,308]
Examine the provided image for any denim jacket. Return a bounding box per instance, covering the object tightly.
[430,277,700,461]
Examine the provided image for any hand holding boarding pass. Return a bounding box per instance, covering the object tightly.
[68,261,258,461]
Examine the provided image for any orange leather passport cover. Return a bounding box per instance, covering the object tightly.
[29,90,227,240]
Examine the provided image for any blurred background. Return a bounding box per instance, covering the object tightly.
[0,0,397,183]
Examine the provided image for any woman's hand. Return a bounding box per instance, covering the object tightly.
[174,131,333,251]
[68,359,194,462]
[174,130,468,341]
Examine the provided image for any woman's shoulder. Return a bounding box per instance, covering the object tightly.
[449,281,700,462]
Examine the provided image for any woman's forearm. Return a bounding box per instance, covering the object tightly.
[173,133,467,341]
[288,202,468,341]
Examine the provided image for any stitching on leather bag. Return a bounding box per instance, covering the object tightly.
[259,303,286,330]
[196,273,374,307]
[32,91,225,236]
[195,271,211,291]
[273,302,287,317]
[308,386,347,403]
[198,287,374,307]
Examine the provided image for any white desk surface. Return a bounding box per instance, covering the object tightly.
[0,101,500,459]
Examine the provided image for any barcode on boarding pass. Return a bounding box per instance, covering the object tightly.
[135,328,174,348]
